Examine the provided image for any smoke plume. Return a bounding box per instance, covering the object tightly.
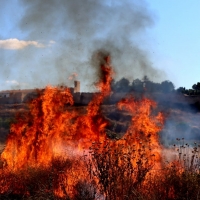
[2,0,165,91]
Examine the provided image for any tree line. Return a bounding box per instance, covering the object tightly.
[177,82,200,95]
[111,76,175,93]
[111,76,200,95]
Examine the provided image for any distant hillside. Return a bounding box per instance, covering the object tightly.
[1,88,200,110]
[0,90,200,146]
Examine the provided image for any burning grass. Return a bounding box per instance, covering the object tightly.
[0,53,200,199]
[1,139,200,199]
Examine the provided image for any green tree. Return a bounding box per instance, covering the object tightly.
[160,80,175,93]
[114,78,130,93]
[131,79,143,92]
[192,84,197,90]
[176,87,185,93]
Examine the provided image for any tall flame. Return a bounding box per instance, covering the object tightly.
[1,54,113,170]
[0,53,165,198]
[117,97,164,167]
[1,87,76,169]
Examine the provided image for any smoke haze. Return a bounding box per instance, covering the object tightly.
[1,0,165,91]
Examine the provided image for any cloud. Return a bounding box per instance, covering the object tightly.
[6,80,20,85]
[48,40,56,47]
[0,38,45,50]
[49,40,55,44]
[5,80,29,88]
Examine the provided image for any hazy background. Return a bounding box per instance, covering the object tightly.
[0,0,199,92]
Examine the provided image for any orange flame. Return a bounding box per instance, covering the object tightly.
[1,55,113,170]
[0,53,165,198]
[1,87,76,169]
[117,96,164,167]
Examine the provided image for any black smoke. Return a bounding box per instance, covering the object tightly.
[5,0,165,91]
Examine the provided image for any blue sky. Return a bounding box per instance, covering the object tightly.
[0,0,200,91]
[148,0,200,89]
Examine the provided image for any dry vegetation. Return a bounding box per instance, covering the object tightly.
[1,51,200,199]
[0,104,200,199]
[0,136,200,199]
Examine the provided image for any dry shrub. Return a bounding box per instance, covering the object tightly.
[85,138,155,200]
[0,158,73,199]
[140,139,200,200]
[1,139,200,199]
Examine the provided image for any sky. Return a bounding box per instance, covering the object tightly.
[0,0,199,92]
[148,0,200,90]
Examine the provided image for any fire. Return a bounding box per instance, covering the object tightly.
[117,97,164,165]
[0,52,165,198]
[1,86,76,169]
[73,55,113,147]
[118,97,164,143]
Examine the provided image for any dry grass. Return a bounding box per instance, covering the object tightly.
[1,139,200,199]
